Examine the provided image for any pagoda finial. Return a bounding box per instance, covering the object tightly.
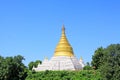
[62,25,65,32]
[62,24,65,35]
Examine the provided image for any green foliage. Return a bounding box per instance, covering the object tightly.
[91,44,120,80]
[26,70,101,80]
[28,60,42,70]
[91,47,104,69]
[28,61,34,70]
[83,62,93,70]
[100,44,120,80]
[0,55,27,80]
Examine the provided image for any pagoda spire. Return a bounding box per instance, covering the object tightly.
[62,25,65,32]
[54,25,74,57]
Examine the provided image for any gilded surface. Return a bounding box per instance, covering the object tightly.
[54,25,74,57]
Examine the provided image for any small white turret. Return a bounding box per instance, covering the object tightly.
[79,57,85,68]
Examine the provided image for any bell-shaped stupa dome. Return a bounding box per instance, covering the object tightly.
[54,25,74,57]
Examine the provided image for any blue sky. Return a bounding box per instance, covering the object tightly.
[0,0,120,66]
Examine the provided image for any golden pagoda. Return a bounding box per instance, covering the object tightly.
[54,25,74,57]
[33,25,85,71]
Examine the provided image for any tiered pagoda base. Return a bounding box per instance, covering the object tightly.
[33,56,83,71]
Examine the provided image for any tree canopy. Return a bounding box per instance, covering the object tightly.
[0,55,27,80]
[91,44,120,80]
[91,47,104,69]
[100,44,120,80]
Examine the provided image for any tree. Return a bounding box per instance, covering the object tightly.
[28,60,41,70]
[100,44,120,80]
[0,55,27,80]
[91,47,105,69]
[91,44,120,79]
[28,61,34,70]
